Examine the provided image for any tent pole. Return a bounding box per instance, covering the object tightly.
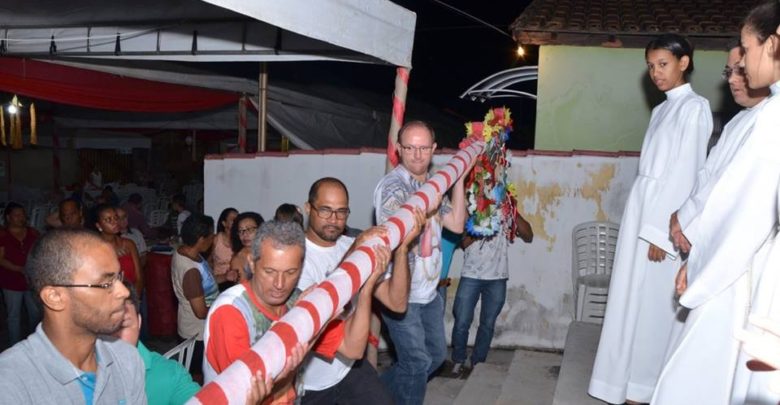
[384,67,410,171]
[369,67,411,367]
[258,63,268,152]
[238,95,247,153]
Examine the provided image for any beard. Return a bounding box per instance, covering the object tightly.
[71,295,126,335]
[315,224,343,242]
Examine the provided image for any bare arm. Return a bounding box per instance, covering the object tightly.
[182,268,209,319]
[125,239,144,293]
[373,207,426,313]
[515,211,533,243]
[337,245,390,359]
[442,177,467,234]
[442,157,477,233]
[0,246,22,272]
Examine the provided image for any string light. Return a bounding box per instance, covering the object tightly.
[516,45,526,58]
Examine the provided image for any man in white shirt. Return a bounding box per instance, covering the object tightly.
[297,177,422,404]
[373,121,469,405]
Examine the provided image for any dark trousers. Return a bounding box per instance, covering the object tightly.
[301,358,395,405]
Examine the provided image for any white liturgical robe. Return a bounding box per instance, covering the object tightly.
[589,83,712,404]
[651,96,771,405]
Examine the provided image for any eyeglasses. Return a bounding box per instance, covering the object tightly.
[52,271,124,290]
[310,204,350,220]
[238,226,258,236]
[722,66,745,80]
[399,144,434,154]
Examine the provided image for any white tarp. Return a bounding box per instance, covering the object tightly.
[0,0,414,66]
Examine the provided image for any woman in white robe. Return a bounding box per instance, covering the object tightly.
[731,4,780,403]
[650,46,773,405]
[588,33,712,404]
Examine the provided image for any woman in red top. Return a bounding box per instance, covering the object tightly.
[0,202,41,345]
[94,204,143,294]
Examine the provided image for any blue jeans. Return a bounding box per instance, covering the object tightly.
[437,285,448,315]
[3,289,41,345]
[451,277,507,365]
[381,293,446,405]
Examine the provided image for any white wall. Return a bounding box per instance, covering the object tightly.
[205,150,638,349]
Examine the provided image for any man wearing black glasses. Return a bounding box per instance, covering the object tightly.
[296,177,423,404]
[0,228,146,404]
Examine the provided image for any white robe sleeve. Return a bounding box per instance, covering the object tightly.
[681,100,780,308]
[638,99,711,256]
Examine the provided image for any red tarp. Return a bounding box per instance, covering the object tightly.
[0,57,239,113]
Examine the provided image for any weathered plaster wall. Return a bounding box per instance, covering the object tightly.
[535,45,731,152]
[205,150,639,349]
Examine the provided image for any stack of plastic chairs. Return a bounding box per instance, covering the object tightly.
[571,221,620,324]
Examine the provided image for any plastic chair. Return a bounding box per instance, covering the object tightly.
[148,210,169,228]
[572,221,619,324]
[163,336,197,371]
[29,204,52,231]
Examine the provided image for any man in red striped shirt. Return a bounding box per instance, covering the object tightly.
[203,220,389,404]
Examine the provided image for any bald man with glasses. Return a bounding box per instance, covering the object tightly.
[0,228,146,404]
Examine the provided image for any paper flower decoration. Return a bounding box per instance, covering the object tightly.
[462,107,519,241]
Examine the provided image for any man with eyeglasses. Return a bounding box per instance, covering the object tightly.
[652,40,772,404]
[373,120,471,405]
[0,228,146,404]
[295,177,424,404]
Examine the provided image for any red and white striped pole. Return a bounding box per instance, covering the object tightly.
[386,67,410,170]
[188,137,484,405]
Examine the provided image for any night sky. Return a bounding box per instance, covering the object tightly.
[268,0,538,149]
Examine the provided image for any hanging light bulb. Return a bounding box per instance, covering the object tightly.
[516,45,526,58]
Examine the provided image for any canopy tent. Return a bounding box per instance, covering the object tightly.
[0,0,418,150]
[0,0,414,67]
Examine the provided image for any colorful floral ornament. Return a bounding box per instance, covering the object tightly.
[459,107,519,241]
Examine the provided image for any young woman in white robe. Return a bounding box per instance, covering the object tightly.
[588,33,712,404]
[729,4,780,403]
[651,45,772,405]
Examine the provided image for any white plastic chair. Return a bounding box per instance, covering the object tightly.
[29,204,52,231]
[572,221,619,324]
[148,210,169,228]
[163,336,197,371]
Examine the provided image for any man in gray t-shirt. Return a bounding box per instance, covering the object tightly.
[0,229,146,404]
[448,212,533,376]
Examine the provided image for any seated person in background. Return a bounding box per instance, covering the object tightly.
[117,281,200,405]
[171,194,192,237]
[102,186,120,206]
[122,193,154,238]
[204,220,390,404]
[273,203,304,228]
[229,212,265,280]
[94,204,143,294]
[211,207,240,291]
[45,198,85,229]
[0,229,145,404]
[171,214,221,378]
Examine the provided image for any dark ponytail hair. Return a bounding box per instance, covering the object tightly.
[645,33,695,76]
[743,0,780,44]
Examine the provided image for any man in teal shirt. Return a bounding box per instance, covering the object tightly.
[118,283,201,405]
